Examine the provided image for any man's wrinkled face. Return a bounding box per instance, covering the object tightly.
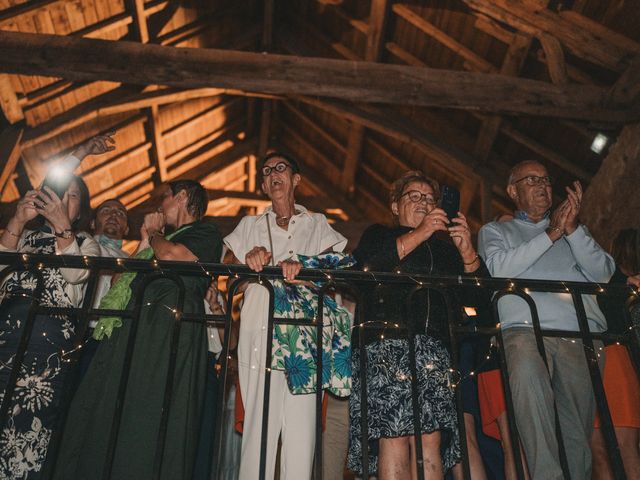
[507,162,553,216]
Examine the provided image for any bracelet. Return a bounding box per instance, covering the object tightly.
[463,254,479,266]
[5,227,21,238]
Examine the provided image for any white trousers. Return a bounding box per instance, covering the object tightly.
[238,286,316,480]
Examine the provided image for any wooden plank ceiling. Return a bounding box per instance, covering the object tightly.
[0,0,638,241]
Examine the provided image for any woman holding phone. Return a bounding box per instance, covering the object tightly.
[348,170,490,479]
[0,174,99,479]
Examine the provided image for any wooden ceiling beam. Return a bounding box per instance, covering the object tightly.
[124,0,150,43]
[282,102,346,154]
[0,31,633,122]
[0,0,59,25]
[0,74,24,124]
[20,85,144,148]
[177,139,257,186]
[274,127,368,221]
[82,141,152,182]
[257,0,275,160]
[538,33,569,85]
[146,105,167,182]
[0,124,24,196]
[340,0,391,197]
[460,0,639,72]
[296,96,480,183]
[474,31,533,162]
[393,4,497,73]
[607,55,640,109]
[499,121,592,181]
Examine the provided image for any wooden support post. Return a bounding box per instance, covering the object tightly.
[124,0,150,43]
[147,105,167,183]
[480,178,494,224]
[539,33,569,85]
[341,125,364,197]
[0,124,24,196]
[473,32,533,162]
[339,0,390,197]
[0,74,24,124]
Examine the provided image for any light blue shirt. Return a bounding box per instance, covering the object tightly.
[478,218,615,332]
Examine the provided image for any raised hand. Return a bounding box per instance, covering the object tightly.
[564,180,582,235]
[448,212,476,262]
[143,212,166,237]
[13,190,40,225]
[414,207,449,242]
[547,200,570,242]
[35,186,71,233]
[245,246,272,272]
[74,132,116,159]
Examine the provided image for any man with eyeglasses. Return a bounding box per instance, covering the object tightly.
[224,151,347,480]
[478,160,614,479]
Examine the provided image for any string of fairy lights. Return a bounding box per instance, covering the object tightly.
[5,252,640,390]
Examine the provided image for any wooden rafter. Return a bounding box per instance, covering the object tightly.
[0,74,24,124]
[257,0,275,160]
[341,0,390,197]
[0,31,635,122]
[474,31,533,163]
[393,4,497,73]
[20,85,144,148]
[0,124,24,196]
[538,33,569,85]
[460,0,640,72]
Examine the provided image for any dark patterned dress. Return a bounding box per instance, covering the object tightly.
[347,225,490,475]
[0,229,98,479]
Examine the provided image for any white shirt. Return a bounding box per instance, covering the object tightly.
[0,229,100,307]
[224,204,347,265]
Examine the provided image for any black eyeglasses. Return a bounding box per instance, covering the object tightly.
[512,175,553,186]
[261,162,292,176]
[400,190,437,205]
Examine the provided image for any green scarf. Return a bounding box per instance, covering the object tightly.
[93,225,192,340]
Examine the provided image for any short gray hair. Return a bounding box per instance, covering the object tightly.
[507,160,545,185]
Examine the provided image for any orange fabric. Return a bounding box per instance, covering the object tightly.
[594,345,640,428]
[234,378,329,434]
[477,369,506,441]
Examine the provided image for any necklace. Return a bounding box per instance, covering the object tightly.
[275,216,290,227]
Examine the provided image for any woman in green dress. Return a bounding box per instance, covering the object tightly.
[53,180,222,480]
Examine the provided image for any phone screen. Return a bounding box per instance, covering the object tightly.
[440,185,460,226]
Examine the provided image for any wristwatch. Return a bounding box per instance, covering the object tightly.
[54,229,74,239]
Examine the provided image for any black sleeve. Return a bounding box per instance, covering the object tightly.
[598,267,629,335]
[444,243,493,327]
[172,222,223,263]
[353,224,399,272]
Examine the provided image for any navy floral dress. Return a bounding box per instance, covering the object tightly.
[0,229,97,479]
[347,225,490,475]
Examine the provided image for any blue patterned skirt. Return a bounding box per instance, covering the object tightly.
[347,335,460,474]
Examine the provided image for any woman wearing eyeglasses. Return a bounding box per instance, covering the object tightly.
[348,171,490,480]
[224,152,348,480]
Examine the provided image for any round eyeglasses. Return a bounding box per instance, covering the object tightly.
[401,190,437,205]
[512,175,553,186]
[261,162,292,176]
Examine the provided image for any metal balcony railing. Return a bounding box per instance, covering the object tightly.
[0,252,638,480]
